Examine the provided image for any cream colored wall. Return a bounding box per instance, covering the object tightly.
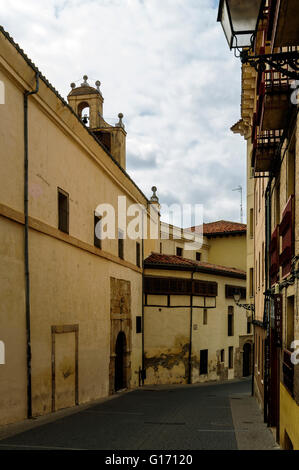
[29,230,142,416]
[160,238,209,262]
[0,217,27,426]
[246,137,255,307]
[0,33,146,425]
[160,223,209,261]
[254,172,267,323]
[144,268,249,385]
[207,234,246,272]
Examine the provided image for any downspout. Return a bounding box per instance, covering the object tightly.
[188,269,196,385]
[24,72,39,419]
[141,206,146,386]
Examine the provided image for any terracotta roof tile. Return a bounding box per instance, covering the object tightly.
[144,253,246,278]
[189,220,247,236]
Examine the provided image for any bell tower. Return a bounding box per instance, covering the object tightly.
[68,75,103,128]
[67,75,127,170]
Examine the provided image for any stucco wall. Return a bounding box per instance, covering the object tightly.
[144,269,249,385]
[207,234,246,272]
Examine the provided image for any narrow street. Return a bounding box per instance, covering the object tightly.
[0,379,278,450]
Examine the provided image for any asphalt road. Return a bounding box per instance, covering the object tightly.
[0,378,276,450]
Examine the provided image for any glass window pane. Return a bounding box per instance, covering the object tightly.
[232,32,253,48]
[228,0,261,33]
[221,0,233,47]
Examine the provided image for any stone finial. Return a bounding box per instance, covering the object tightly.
[70,82,76,89]
[116,112,125,129]
[150,186,159,203]
[81,75,89,87]
[95,80,102,96]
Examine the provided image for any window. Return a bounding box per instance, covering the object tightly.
[275,181,280,226]
[176,247,183,257]
[220,349,225,363]
[58,188,69,234]
[258,252,261,290]
[262,243,265,287]
[144,277,218,297]
[247,320,251,334]
[200,350,208,375]
[225,285,246,299]
[118,229,124,259]
[229,347,234,369]
[228,306,234,337]
[250,208,254,238]
[136,242,141,267]
[136,316,142,334]
[287,145,295,199]
[94,213,102,249]
[160,242,162,254]
[249,268,254,297]
[203,308,208,325]
[287,296,294,349]
[196,252,201,261]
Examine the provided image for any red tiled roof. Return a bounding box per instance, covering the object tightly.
[144,253,246,278]
[189,220,247,236]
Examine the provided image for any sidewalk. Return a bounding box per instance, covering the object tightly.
[230,393,280,450]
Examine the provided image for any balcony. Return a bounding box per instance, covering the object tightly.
[270,0,299,49]
[282,349,294,397]
[259,70,291,131]
[252,129,282,172]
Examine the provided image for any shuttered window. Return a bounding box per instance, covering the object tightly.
[279,195,294,278]
[228,306,234,337]
[58,188,69,234]
[270,226,279,286]
[144,277,218,297]
[94,213,102,249]
[136,242,141,267]
[229,347,234,369]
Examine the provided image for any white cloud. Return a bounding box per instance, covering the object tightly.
[2,0,246,223]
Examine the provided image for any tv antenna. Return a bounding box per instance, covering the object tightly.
[232,185,243,223]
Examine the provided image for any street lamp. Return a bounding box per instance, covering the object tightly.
[233,289,255,320]
[217,0,299,79]
[217,0,262,50]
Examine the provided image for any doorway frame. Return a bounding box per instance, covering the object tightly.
[51,324,79,412]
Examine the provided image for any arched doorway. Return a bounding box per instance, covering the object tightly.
[115,332,127,392]
[243,342,252,377]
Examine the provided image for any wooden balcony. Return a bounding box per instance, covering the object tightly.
[260,70,291,131]
[252,130,282,172]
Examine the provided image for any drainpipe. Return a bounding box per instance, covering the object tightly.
[24,72,39,419]
[188,269,196,385]
[141,206,145,386]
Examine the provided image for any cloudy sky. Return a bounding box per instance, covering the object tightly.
[2,0,247,224]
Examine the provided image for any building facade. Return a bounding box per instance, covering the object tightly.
[0,26,250,429]
[230,0,299,449]
[0,27,159,426]
[143,222,252,386]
